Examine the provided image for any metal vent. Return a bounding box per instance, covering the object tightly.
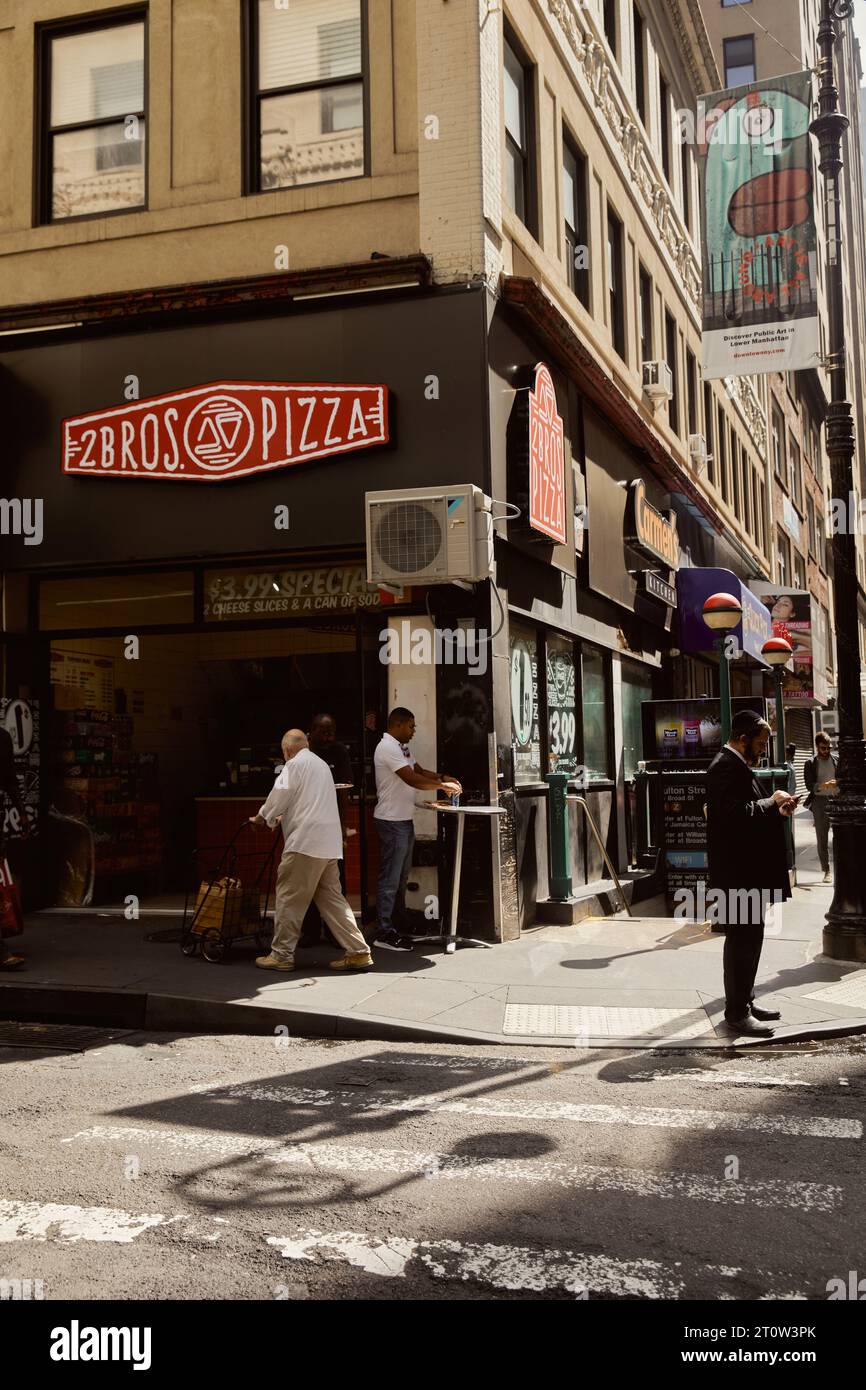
[373,501,443,574]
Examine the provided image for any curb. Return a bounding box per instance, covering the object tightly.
[3,981,866,1050]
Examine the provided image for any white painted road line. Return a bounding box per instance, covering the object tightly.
[626,1069,814,1088]
[0,1200,166,1244]
[266,1228,679,1298]
[61,1125,842,1213]
[188,1081,862,1139]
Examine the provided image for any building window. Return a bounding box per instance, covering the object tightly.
[633,5,646,124]
[686,347,697,436]
[807,495,816,556]
[772,405,786,481]
[607,207,626,360]
[250,0,365,193]
[723,35,756,86]
[665,310,678,435]
[722,0,753,6]
[718,405,728,502]
[741,453,751,535]
[731,436,741,515]
[752,469,760,547]
[680,141,692,232]
[789,434,803,508]
[510,622,541,786]
[703,382,715,485]
[659,73,671,181]
[794,553,806,591]
[504,31,535,233]
[563,133,589,308]
[580,643,611,781]
[638,265,653,363]
[777,528,791,586]
[603,0,618,58]
[817,510,826,569]
[758,479,767,550]
[38,13,146,223]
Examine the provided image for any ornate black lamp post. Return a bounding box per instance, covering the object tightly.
[810,0,866,959]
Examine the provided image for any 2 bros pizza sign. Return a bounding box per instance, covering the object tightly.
[62,381,389,482]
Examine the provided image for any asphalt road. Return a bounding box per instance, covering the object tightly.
[1,1025,865,1301]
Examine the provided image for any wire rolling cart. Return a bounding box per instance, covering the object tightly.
[181,820,282,964]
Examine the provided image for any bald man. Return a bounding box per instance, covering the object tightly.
[250,730,372,972]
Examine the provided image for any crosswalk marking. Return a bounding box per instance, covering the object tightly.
[0,1200,166,1244]
[61,1125,842,1213]
[188,1080,862,1139]
[266,1228,676,1298]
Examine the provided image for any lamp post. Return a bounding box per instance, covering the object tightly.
[810,0,866,961]
[761,636,794,768]
[702,592,743,744]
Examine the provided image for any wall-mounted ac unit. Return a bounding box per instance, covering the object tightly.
[366,485,493,585]
[688,433,709,470]
[642,360,674,403]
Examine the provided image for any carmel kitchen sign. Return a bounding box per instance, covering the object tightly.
[624,479,680,571]
[62,382,389,481]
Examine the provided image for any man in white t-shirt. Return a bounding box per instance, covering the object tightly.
[372,707,461,951]
[250,729,372,972]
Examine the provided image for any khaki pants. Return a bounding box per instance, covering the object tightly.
[271,853,368,962]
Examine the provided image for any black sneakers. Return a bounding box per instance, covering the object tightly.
[372,931,415,952]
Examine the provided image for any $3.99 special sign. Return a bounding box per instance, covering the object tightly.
[528,364,566,545]
[62,381,389,481]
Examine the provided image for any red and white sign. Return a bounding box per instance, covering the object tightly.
[528,363,566,545]
[62,381,389,482]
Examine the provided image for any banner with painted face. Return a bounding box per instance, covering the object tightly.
[697,71,818,379]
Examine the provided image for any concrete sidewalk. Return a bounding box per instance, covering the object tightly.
[3,811,866,1049]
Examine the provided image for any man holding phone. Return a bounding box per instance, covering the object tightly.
[706,710,796,1036]
[803,733,837,883]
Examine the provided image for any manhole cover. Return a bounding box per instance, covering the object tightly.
[0,1022,134,1051]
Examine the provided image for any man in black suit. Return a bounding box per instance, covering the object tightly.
[706,709,797,1037]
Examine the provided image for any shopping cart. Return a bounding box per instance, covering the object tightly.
[181,821,282,964]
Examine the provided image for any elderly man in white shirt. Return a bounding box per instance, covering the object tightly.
[251,729,372,973]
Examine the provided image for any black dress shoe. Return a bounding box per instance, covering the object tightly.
[750,1003,781,1021]
[723,1015,775,1037]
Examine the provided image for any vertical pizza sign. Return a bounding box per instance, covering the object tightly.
[528,364,566,545]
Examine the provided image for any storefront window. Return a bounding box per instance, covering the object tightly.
[546,634,577,774]
[40,573,194,631]
[510,623,541,784]
[581,643,611,780]
[621,659,653,780]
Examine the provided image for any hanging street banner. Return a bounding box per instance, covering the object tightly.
[63,382,389,481]
[697,71,819,379]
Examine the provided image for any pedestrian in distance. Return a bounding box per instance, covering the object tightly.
[784,742,798,797]
[250,729,372,973]
[803,732,838,883]
[0,725,29,971]
[705,709,797,1037]
[371,707,461,952]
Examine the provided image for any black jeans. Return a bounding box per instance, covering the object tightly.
[723,920,765,1020]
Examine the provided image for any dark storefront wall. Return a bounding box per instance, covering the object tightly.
[0,288,489,572]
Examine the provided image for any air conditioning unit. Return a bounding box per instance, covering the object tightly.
[366,485,493,585]
[688,433,709,470]
[642,360,674,403]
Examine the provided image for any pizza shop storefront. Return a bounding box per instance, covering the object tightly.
[0,288,492,920]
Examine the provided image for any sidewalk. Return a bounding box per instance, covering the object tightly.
[3,811,866,1049]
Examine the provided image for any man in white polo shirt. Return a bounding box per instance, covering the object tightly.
[251,729,372,972]
[372,707,461,951]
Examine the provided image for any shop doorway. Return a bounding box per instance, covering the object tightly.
[44,623,386,912]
